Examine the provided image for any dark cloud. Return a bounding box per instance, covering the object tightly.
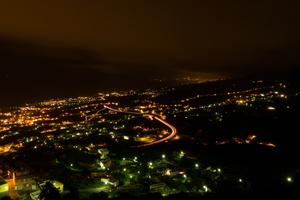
[0,37,181,107]
[1,1,300,106]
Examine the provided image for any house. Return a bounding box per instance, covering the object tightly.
[99,159,112,169]
[101,177,119,187]
[98,148,109,159]
[91,171,107,178]
[52,180,64,193]
[39,180,63,192]
[0,177,8,198]
[149,182,168,192]
[14,169,37,191]
[30,180,63,200]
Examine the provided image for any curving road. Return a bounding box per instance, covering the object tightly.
[91,105,177,147]
[85,107,106,121]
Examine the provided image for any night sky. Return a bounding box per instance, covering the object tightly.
[1,1,300,107]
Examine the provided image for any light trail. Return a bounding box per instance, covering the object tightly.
[103,105,177,147]
[135,116,177,147]
[85,107,106,121]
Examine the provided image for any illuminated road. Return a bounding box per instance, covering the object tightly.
[103,105,177,147]
[85,107,106,121]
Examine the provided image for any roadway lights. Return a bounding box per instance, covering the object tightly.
[287,177,292,182]
[123,168,126,172]
[239,179,242,183]
[162,154,165,159]
[217,168,221,172]
[195,163,199,168]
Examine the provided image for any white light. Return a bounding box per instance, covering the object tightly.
[203,185,208,192]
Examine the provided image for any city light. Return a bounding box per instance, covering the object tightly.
[0,75,297,199]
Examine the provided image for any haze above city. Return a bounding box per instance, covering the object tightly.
[1,1,300,107]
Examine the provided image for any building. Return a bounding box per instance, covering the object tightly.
[30,180,63,200]
[150,182,167,190]
[101,177,119,187]
[14,169,37,191]
[98,148,109,159]
[99,159,112,169]
[0,177,8,198]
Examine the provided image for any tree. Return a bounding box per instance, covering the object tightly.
[0,196,13,200]
[39,181,61,200]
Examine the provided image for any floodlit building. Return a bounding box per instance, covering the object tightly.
[0,177,8,198]
[98,148,109,159]
[52,180,64,193]
[100,177,119,187]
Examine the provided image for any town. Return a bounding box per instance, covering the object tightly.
[0,77,299,199]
